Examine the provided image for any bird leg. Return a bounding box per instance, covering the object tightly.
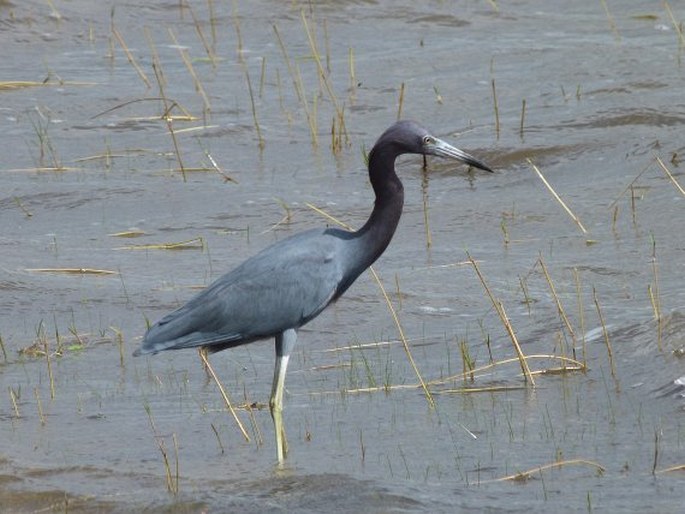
[270,328,297,464]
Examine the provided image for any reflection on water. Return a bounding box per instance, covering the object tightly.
[1,0,684,511]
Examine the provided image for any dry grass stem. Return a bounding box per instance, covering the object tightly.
[109,230,147,238]
[312,354,584,396]
[43,337,55,400]
[655,464,685,474]
[538,256,578,349]
[369,267,435,408]
[241,388,264,448]
[144,406,179,494]
[187,2,217,66]
[151,62,187,181]
[0,80,94,90]
[663,1,685,46]
[0,335,7,363]
[608,160,653,209]
[168,28,211,111]
[9,388,20,417]
[25,267,118,275]
[492,459,606,482]
[527,158,587,234]
[117,237,204,251]
[599,0,620,41]
[34,387,46,425]
[273,24,302,103]
[649,237,663,351]
[397,82,406,121]
[429,354,585,385]
[111,27,151,88]
[348,47,356,97]
[204,152,238,183]
[467,252,536,386]
[573,267,587,366]
[260,198,292,235]
[91,97,195,121]
[592,287,618,383]
[198,349,251,442]
[491,78,500,138]
[231,0,244,61]
[655,155,685,197]
[244,65,265,150]
[301,10,348,145]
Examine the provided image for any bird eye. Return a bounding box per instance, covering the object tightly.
[422,135,433,145]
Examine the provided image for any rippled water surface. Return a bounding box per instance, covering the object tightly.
[1,1,684,512]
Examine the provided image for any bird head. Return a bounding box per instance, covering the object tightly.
[378,120,493,173]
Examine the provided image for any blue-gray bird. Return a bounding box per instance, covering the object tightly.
[134,120,492,463]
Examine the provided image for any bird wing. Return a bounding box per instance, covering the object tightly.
[137,229,345,355]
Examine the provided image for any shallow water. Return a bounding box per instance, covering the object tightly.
[1,0,684,512]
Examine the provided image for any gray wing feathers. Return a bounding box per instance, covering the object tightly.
[136,230,343,355]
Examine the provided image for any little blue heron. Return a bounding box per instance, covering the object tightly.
[134,120,492,463]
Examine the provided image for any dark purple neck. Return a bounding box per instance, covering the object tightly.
[352,146,405,270]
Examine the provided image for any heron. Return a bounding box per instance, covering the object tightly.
[133,120,492,463]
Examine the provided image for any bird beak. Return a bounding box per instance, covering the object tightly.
[429,137,493,173]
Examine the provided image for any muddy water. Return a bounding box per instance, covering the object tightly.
[1,0,684,512]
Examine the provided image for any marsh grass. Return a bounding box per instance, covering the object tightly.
[537,256,578,353]
[491,458,605,483]
[655,463,685,474]
[241,386,264,448]
[231,0,244,61]
[300,10,349,150]
[459,339,476,383]
[243,64,265,150]
[111,27,151,89]
[655,155,685,197]
[109,230,146,238]
[34,387,46,425]
[111,327,125,368]
[316,353,584,396]
[592,287,618,388]
[348,48,357,99]
[146,48,189,180]
[0,79,94,90]
[13,197,32,218]
[116,237,205,251]
[28,107,62,170]
[491,78,500,138]
[144,404,179,495]
[260,198,292,235]
[202,148,239,184]
[273,24,318,145]
[25,267,118,275]
[306,202,435,407]
[186,2,218,67]
[0,334,7,363]
[519,98,526,137]
[528,159,587,234]
[662,1,685,47]
[42,330,55,400]
[168,28,211,112]
[573,268,588,367]
[198,348,251,442]
[397,82,406,121]
[467,252,535,386]
[648,236,663,351]
[8,386,21,417]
